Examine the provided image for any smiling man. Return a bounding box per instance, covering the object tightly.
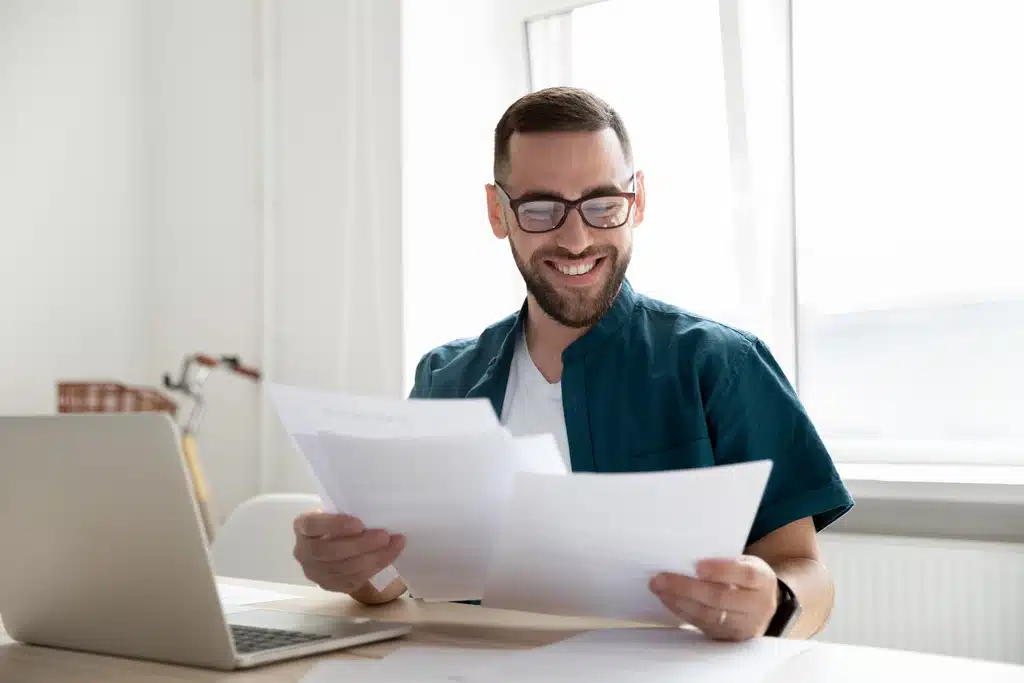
[293,87,854,641]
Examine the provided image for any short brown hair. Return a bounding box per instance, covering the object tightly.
[493,87,633,182]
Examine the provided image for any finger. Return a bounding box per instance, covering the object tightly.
[696,556,772,590]
[330,535,405,582]
[308,528,391,562]
[300,561,353,593]
[295,512,364,539]
[651,573,753,614]
[669,596,756,642]
[301,536,405,595]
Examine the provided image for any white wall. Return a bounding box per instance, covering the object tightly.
[141,0,264,521]
[1,0,274,520]
[0,0,148,414]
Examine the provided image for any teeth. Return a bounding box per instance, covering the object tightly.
[557,261,596,276]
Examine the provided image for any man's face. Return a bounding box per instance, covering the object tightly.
[487,128,645,328]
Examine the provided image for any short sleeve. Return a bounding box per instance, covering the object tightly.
[705,337,854,546]
[407,352,434,399]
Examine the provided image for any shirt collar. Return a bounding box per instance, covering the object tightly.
[465,279,638,416]
[562,278,637,361]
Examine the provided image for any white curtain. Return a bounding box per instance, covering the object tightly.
[258,0,404,493]
[527,11,573,90]
[719,0,798,381]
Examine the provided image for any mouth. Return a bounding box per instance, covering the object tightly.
[543,255,607,286]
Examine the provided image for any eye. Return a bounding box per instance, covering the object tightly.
[522,208,551,219]
[588,201,620,214]
[519,201,561,221]
[584,198,628,215]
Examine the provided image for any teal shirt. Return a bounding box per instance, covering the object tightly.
[410,279,853,545]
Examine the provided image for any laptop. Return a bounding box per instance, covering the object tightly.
[0,412,410,670]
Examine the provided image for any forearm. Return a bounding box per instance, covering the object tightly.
[770,556,834,639]
[350,577,408,606]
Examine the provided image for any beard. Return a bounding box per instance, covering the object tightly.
[509,238,631,329]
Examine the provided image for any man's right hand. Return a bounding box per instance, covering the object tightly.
[292,511,407,604]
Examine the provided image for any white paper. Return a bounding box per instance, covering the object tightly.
[481,460,773,625]
[266,383,499,591]
[216,581,301,607]
[299,659,454,683]
[267,382,499,439]
[292,433,401,590]
[298,630,809,683]
[377,646,512,681]
[316,430,567,601]
[465,628,809,683]
[299,646,511,683]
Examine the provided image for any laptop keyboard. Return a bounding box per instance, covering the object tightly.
[230,624,332,653]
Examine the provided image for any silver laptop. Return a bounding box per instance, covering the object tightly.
[0,412,410,670]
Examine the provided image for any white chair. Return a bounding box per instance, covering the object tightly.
[210,493,321,587]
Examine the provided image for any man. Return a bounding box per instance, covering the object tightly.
[293,87,853,642]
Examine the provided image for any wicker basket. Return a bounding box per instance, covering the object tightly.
[57,382,178,416]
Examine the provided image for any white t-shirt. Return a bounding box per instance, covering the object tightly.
[499,328,572,470]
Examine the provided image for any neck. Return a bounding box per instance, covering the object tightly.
[523,296,592,383]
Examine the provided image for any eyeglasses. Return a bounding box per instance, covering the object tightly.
[494,177,636,234]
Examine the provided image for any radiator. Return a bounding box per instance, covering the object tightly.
[816,532,1024,664]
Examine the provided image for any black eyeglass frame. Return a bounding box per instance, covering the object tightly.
[493,176,637,234]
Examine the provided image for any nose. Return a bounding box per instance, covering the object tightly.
[554,208,594,255]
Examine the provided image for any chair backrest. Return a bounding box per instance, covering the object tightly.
[210,493,321,587]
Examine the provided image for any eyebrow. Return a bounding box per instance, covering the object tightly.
[515,182,629,202]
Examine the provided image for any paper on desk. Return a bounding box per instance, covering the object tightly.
[481,460,773,625]
[298,659,453,683]
[378,646,512,681]
[266,383,500,591]
[298,631,808,683]
[298,646,512,683]
[317,430,567,601]
[465,628,810,683]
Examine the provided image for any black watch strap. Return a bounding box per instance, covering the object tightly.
[764,577,801,637]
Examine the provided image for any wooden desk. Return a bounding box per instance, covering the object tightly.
[2,577,1022,682]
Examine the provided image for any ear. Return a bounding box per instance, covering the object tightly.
[631,170,646,228]
[485,183,509,239]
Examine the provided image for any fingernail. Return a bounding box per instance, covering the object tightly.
[651,575,667,592]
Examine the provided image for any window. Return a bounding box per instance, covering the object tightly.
[793,0,1024,464]
[529,0,1024,465]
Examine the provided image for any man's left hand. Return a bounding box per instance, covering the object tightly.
[649,556,779,641]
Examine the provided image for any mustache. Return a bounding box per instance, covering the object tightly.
[533,246,615,262]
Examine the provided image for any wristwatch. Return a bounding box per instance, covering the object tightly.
[764,577,801,637]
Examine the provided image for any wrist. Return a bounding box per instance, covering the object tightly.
[763,576,800,638]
